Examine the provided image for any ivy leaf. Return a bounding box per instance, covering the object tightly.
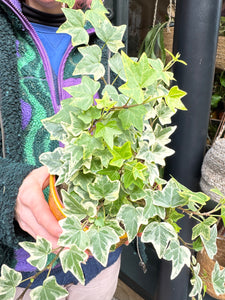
[0,265,22,300]
[64,76,100,111]
[163,239,191,280]
[109,141,132,168]
[96,91,117,110]
[119,52,158,104]
[30,276,68,300]
[78,106,101,124]
[94,19,126,53]
[73,45,105,80]
[59,245,88,285]
[147,162,159,186]
[87,175,120,201]
[94,148,113,168]
[153,179,187,208]
[39,148,64,176]
[118,105,147,131]
[192,217,217,241]
[88,226,120,266]
[143,190,166,219]
[200,224,217,259]
[61,190,87,220]
[155,101,176,125]
[122,161,146,189]
[154,123,176,146]
[150,143,175,166]
[95,120,122,149]
[57,8,89,47]
[212,261,225,296]
[141,221,177,258]
[85,0,108,26]
[19,237,52,270]
[117,205,147,242]
[98,166,120,181]
[102,85,124,106]
[164,85,187,112]
[189,263,203,298]
[76,133,104,159]
[149,58,174,86]
[59,215,89,250]
[109,53,126,81]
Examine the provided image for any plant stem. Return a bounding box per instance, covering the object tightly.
[16,247,65,300]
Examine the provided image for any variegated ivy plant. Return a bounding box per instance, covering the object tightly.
[1,0,225,299]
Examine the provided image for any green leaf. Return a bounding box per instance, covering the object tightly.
[192,217,217,241]
[30,276,68,300]
[150,143,175,166]
[39,148,64,176]
[73,45,105,80]
[141,221,177,258]
[19,237,52,270]
[119,52,158,104]
[154,123,176,146]
[163,239,191,280]
[200,224,217,259]
[117,205,147,242]
[143,190,166,219]
[94,148,113,168]
[94,19,126,53]
[95,120,122,149]
[109,53,126,81]
[179,190,210,205]
[76,133,104,159]
[153,179,187,208]
[61,189,88,220]
[59,245,88,285]
[155,101,176,125]
[0,265,22,300]
[78,106,101,124]
[122,161,146,189]
[87,175,120,201]
[164,85,187,112]
[64,76,100,111]
[212,261,225,296]
[109,141,132,168]
[85,0,108,25]
[98,166,120,181]
[59,215,90,250]
[189,263,203,298]
[96,91,117,110]
[118,105,147,131]
[88,226,120,266]
[57,8,89,47]
[148,58,173,86]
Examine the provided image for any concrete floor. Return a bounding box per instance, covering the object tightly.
[113,279,144,300]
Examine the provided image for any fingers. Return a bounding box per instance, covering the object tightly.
[15,167,62,249]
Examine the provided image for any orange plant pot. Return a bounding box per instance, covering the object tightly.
[48,175,128,248]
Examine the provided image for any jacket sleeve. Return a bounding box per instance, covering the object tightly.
[0,157,36,248]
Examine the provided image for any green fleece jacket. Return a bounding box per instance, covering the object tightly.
[0,0,112,269]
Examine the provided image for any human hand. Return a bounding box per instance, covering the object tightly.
[15,166,62,249]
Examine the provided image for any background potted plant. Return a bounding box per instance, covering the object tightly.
[1,1,225,299]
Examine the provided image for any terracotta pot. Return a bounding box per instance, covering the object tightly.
[197,236,225,299]
[48,175,128,248]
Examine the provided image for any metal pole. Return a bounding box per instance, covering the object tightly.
[157,0,222,299]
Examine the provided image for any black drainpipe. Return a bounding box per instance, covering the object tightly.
[157,0,222,299]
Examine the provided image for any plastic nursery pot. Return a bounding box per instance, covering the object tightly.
[197,236,225,299]
[48,174,66,221]
[48,175,128,248]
